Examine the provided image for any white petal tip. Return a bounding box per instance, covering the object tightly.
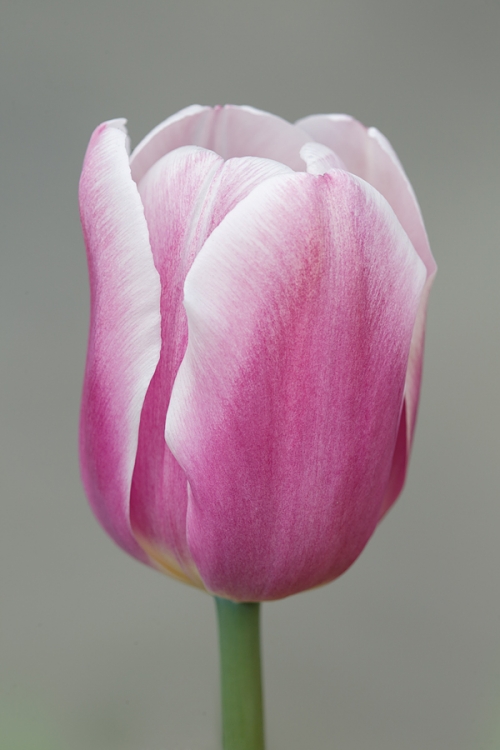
[300,142,345,174]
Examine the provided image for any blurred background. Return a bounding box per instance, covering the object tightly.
[1,0,499,748]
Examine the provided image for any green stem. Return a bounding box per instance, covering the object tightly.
[215,597,265,750]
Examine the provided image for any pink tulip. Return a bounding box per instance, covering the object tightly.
[79,105,436,602]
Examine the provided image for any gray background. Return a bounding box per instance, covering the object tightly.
[1,1,499,748]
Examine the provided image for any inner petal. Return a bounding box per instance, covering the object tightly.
[300,142,346,174]
[130,146,291,580]
[130,104,309,183]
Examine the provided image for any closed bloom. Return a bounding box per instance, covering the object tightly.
[79,105,435,602]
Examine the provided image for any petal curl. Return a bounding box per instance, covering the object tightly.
[166,170,426,601]
[130,146,291,582]
[297,114,437,512]
[300,142,345,173]
[79,120,161,563]
[130,105,309,183]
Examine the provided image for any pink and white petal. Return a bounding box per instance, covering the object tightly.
[131,105,309,184]
[166,170,426,602]
[79,120,161,563]
[130,146,291,579]
[130,146,222,581]
[297,113,437,510]
[200,153,293,238]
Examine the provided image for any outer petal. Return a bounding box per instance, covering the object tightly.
[79,120,161,563]
[297,114,437,512]
[166,170,426,601]
[130,104,309,183]
[130,146,291,584]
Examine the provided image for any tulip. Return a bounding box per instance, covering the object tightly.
[79,104,435,749]
[79,104,435,604]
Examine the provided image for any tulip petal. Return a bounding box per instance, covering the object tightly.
[130,105,213,184]
[297,114,437,512]
[130,146,291,582]
[166,170,426,601]
[79,120,161,563]
[300,142,346,174]
[130,105,309,183]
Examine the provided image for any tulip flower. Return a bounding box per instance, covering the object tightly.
[79,104,435,750]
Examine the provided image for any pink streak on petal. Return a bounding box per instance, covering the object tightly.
[79,120,161,564]
[297,114,437,513]
[166,171,426,601]
[130,105,308,183]
[130,146,291,572]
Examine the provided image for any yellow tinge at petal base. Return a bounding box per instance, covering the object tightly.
[136,535,206,590]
